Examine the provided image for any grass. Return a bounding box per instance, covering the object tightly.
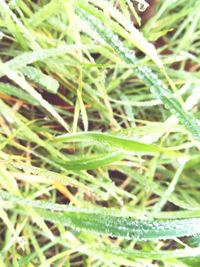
[0,0,200,266]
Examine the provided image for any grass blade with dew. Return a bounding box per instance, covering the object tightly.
[0,82,38,105]
[28,0,63,28]
[0,62,70,132]
[76,6,200,142]
[54,151,124,170]
[20,66,59,94]
[0,45,98,79]
[11,163,88,189]
[55,131,184,158]
[1,190,200,241]
[78,0,163,68]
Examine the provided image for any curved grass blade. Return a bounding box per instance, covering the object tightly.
[91,244,200,260]
[0,45,97,79]
[55,132,182,157]
[28,0,63,28]
[0,82,38,105]
[11,163,88,189]
[20,66,59,94]
[1,190,200,241]
[36,209,200,240]
[56,151,124,170]
[0,63,70,132]
[76,7,200,142]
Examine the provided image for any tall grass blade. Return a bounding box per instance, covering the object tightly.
[1,190,200,241]
[55,131,182,157]
[76,7,200,142]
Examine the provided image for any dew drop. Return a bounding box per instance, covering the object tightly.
[0,31,4,40]
[138,1,149,12]
[17,236,26,251]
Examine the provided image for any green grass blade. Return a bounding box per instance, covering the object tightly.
[0,45,96,79]
[91,244,200,260]
[0,82,38,105]
[55,131,182,157]
[35,209,200,240]
[11,163,88,189]
[28,0,63,28]
[55,151,124,170]
[1,190,200,241]
[20,66,59,94]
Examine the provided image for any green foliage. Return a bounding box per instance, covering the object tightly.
[0,0,199,266]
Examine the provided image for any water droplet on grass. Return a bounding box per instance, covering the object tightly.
[138,1,149,12]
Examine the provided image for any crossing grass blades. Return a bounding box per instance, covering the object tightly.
[0,0,200,266]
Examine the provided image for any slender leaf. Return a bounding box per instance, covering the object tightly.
[55,131,182,157]
[20,66,59,94]
[1,190,200,241]
[0,82,38,105]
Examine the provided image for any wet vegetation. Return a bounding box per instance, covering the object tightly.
[0,0,200,266]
